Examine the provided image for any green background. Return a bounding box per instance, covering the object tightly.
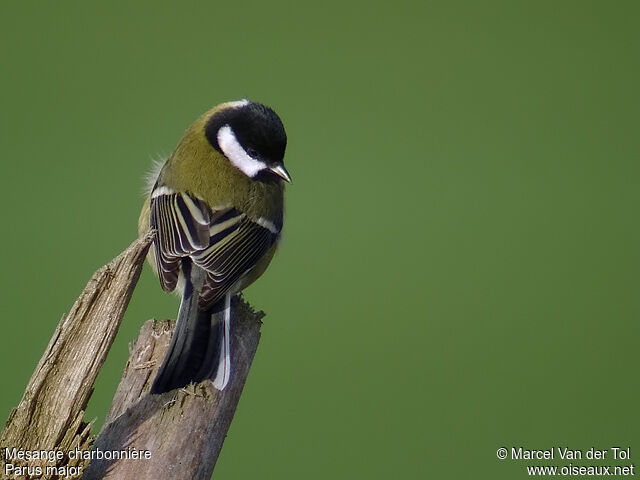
[1,1,638,478]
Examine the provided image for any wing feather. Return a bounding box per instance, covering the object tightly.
[150,191,211,292]
[194,217,276,308]
[150,188,278,305]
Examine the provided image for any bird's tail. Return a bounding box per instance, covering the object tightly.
[150,261,231,394]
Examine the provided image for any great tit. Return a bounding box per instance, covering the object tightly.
[138,100,291,394]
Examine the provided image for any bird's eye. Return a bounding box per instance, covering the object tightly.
[246,148,258,159]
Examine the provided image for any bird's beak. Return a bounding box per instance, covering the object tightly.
[270,164,292,183]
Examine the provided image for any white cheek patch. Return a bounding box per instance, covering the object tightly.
[217,125,267,178]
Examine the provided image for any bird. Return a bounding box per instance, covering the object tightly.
[138,99,291,394]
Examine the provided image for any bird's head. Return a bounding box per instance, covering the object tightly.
[204,100,291,183]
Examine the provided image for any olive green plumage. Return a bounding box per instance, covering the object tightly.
[139,99,291,393]
[158,102,284,220]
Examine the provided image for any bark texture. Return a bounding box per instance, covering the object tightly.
[83,297,262,479]
[0,233,153,478]
[0,232,263,480]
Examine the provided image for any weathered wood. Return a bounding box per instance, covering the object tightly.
[83,298,263,479]
[0,231,263,480]
[0,233,153,477]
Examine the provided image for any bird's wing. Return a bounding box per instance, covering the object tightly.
[192,210,278,308]
[150,189,278,306]
[150,190,211,292]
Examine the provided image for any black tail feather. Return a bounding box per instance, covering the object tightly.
[195,301,227,381]
[150,261,224,394]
